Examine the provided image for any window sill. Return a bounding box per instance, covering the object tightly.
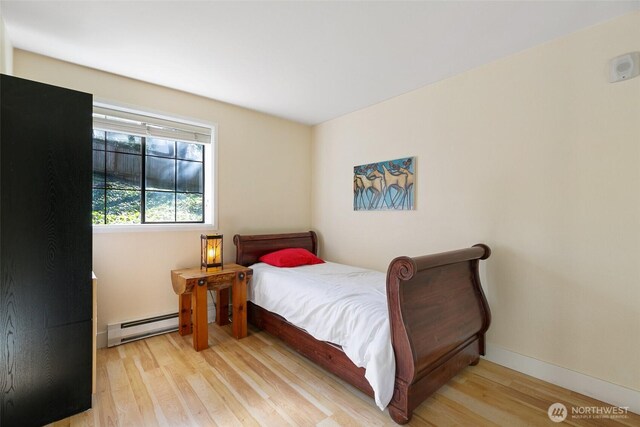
[92,223,216,234]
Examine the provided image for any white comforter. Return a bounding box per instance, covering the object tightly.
[248,261,395,410]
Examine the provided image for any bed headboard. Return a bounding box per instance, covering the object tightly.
[233,231,318,266]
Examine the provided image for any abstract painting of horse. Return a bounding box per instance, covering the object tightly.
[354,157,415,210]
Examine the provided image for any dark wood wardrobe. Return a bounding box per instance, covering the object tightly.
[1,74,93,426]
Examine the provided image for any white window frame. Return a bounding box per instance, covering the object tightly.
[91,100,218,233]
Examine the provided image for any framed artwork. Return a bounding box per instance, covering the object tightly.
[354,156,415,211]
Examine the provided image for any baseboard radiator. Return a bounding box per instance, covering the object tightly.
[107,306,215,347]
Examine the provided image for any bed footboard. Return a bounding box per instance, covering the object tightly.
[386,244,491,424]
[235,232,492,424]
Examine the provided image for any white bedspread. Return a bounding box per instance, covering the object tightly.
[248,261,395,410]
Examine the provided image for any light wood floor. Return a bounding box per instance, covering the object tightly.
[49,324,639,426]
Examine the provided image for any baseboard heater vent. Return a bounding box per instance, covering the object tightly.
[107,306,215,347]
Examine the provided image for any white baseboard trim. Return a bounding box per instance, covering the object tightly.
[97,331,107,349]
[484,344,640,414]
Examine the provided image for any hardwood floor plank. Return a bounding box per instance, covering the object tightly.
[197,359,261,426]
[93,357,120,427]
[262,344,392,425]
[420,394,499,426]
[210,345,271,400]
[237,338,333,416]
[215,338,328,424]
[50,325,638,426]
[166,333,259,426]
[202,349,293,426]
[470,361,640,426]
[103,345,122,365]
[105,358,145,426]
[146,334,195,376]
[445,376,544,425]
[123,357,161,426]
[94,355,111,395]
[69,408,96,427]
[127,339,160,373]
[186,371,246,426]
[324,408,370,427]
[140,366,194,426]
[165,364,217,426]
[437,382,519,426]
[316,417,344,427]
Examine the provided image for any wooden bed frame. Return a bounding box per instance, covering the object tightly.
[233,231,491,424]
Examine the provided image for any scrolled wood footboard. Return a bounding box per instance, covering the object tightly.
[386,244,491,424]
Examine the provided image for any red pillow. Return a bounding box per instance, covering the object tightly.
[259,248,325,268]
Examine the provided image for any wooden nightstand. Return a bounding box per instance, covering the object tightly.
[171,263,252,351]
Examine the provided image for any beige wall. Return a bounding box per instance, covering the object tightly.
[14,50,312,344]
[312,12,640,391]
[0,6,13,74]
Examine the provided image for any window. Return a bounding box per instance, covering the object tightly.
[92,105,214,226]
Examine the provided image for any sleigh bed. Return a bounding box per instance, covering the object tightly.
[233,231,491,424]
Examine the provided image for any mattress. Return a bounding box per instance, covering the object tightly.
[248,261,395,410]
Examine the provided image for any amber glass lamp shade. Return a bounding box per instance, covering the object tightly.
[201,234,223,271]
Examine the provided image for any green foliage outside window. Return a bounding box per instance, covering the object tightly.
[92,130,205,225]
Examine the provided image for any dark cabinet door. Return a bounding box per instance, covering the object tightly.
[1,74,93,426]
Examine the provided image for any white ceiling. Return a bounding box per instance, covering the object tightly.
[1,1,638,125]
